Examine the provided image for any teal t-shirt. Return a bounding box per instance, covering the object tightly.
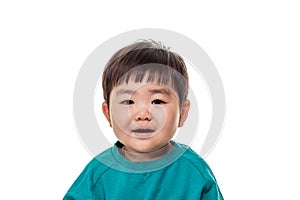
[64,141,223,200]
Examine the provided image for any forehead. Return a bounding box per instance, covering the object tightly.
[112,81,178,98]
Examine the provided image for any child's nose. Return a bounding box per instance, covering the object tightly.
[134,105,151,121]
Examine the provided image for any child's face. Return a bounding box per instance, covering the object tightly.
[102,80,190,153]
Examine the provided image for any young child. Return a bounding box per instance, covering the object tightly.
[64,40,223,199]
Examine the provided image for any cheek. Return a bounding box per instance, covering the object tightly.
[150,106,166,124]
[168,105,181,125]
[151,106,179,129]
[110,103,131,129]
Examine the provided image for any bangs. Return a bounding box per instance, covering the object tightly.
[117,64,170,84]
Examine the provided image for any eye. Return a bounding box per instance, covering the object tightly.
[120,100,134,105]
[151,99,166,105]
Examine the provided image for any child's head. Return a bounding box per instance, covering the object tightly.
[101,40,190,155]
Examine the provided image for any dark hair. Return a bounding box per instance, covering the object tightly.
[102,39,189,108]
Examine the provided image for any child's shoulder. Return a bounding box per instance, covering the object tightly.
[176,143,215,180]
[80,147,115,179]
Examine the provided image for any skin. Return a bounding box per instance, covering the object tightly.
[102,80,190,161]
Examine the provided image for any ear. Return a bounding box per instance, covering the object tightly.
[178,100,190,127]
[102,102,112,127]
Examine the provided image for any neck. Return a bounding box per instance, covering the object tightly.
[120,142,173,162]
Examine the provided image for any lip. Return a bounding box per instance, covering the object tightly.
[132,129,155,133]
[131,129,155,138]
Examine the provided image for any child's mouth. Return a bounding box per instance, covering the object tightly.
[132,129,154,138]
[132,129,155,134]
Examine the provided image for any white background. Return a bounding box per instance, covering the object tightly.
[1,1,299,199]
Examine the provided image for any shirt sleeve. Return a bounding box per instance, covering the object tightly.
[63,158,107,200]
[182,147,224,200]
[201,180,224,200]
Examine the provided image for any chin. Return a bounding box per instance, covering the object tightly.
[131,144,154,153]
[128,139,166,153]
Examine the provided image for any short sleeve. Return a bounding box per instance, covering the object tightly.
[201,180,224,200]
[63,158,108,200]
